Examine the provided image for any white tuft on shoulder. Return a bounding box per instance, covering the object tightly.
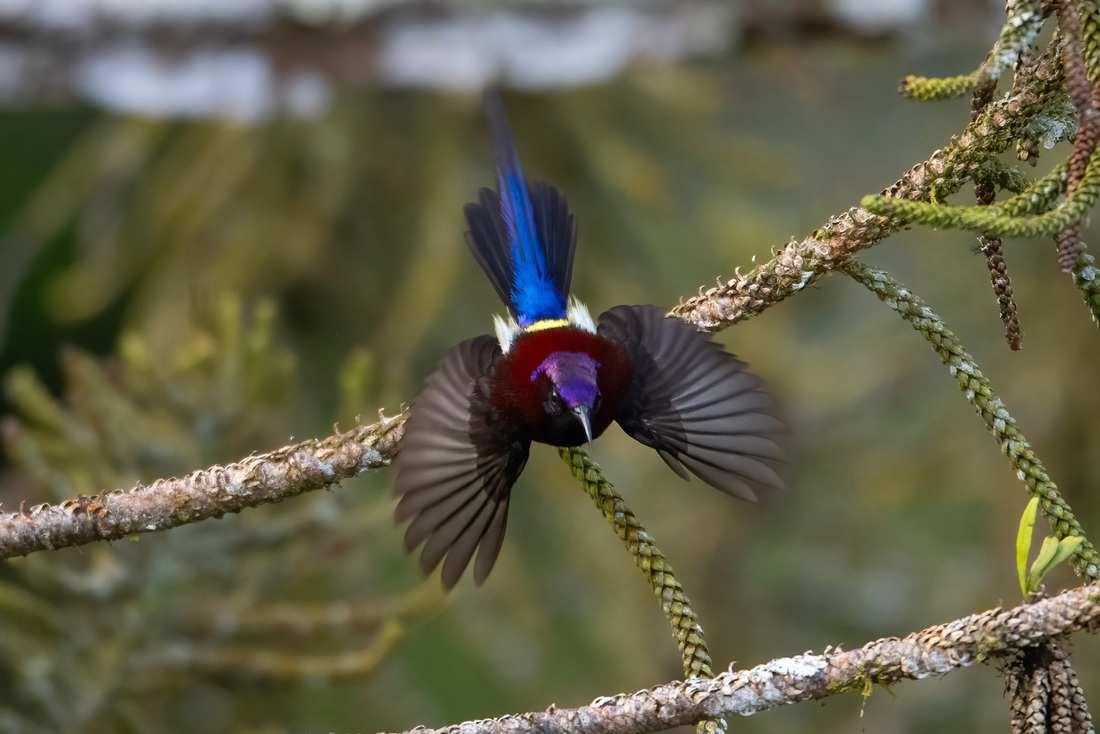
[567,296,596,333]
[494,313,522,353]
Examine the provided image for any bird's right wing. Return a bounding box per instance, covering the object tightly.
[394,335,530,589]
[597,305,785,501]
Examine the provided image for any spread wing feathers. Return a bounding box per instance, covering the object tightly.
[394,335,530,588]
[597,305,785,501]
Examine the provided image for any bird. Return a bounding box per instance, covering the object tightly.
[393,93,785,589]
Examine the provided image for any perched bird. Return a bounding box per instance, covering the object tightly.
[394,93,784,589]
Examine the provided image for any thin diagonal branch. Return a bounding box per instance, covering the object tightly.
[389,582,1100,734]
[559,447,724,734]
[843,259,1100,579]
[673,46,1065,332]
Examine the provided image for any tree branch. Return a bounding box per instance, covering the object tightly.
[391,583,1100,734]
[673,39,1066,332]
[0,413,406,558]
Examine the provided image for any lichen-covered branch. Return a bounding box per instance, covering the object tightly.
[673,40,1066,332]
[0,413,406,559]
[900,0,1045,101]
[391,582,1100,734]
[863,1,1100,297]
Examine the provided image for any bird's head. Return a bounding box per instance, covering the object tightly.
[531,351,601,446]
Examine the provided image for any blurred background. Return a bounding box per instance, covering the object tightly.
[1,0,1099,732]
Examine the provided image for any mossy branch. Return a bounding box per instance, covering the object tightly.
[673,37,1067,332]
[995,161,1069,216]
[859,153,1098,238]
[901,0,1045,101]
[1072,251,1100,325]
[558,448,713,678]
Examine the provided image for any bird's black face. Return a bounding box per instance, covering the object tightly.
[541,384,601,447]
[535,383,597,447]
[527,351,602,446]
[542,385,601,414]
[543,386,566,417]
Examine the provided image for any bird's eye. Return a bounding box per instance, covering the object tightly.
[545,389,565,415]
[592,391,602,413]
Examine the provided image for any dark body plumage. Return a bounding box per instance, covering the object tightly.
[394,93,785,589]
[491,326,631,446]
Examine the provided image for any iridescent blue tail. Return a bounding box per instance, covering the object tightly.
[464,92,577,327]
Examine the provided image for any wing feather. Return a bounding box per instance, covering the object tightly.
[473,500,510,585]
[393,335,530,588]
[598,305,785,501]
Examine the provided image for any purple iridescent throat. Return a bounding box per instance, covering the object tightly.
[531,352,600,408]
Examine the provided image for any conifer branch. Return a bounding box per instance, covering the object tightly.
[558,447,725,734]
[972,74,1025,350]
[673,38,1066,332]
[843,259,1100,580]
[149,620,406,680]
[900,0,1045,101]
[1054,0,1100,271]
[1006,639,1095,733]
[389,582,1100,734]
[997,162,1069,216]
[1071,250,1100,324]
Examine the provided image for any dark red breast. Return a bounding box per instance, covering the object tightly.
[489,326,633,446]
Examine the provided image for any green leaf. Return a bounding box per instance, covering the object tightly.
[1026,535,1061,593]
[1017,496,1039,597]
[1051,536,1085,569]
[1026,535,1084,592]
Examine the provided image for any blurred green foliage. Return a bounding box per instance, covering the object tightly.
[0,36,1099,734]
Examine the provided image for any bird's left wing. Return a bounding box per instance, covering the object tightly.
[394,335,531,588]
[597,305,785,501]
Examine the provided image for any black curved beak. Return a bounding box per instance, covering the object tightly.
[573,405,594,449]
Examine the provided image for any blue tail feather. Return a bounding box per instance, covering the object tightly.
[472,92,572,327]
